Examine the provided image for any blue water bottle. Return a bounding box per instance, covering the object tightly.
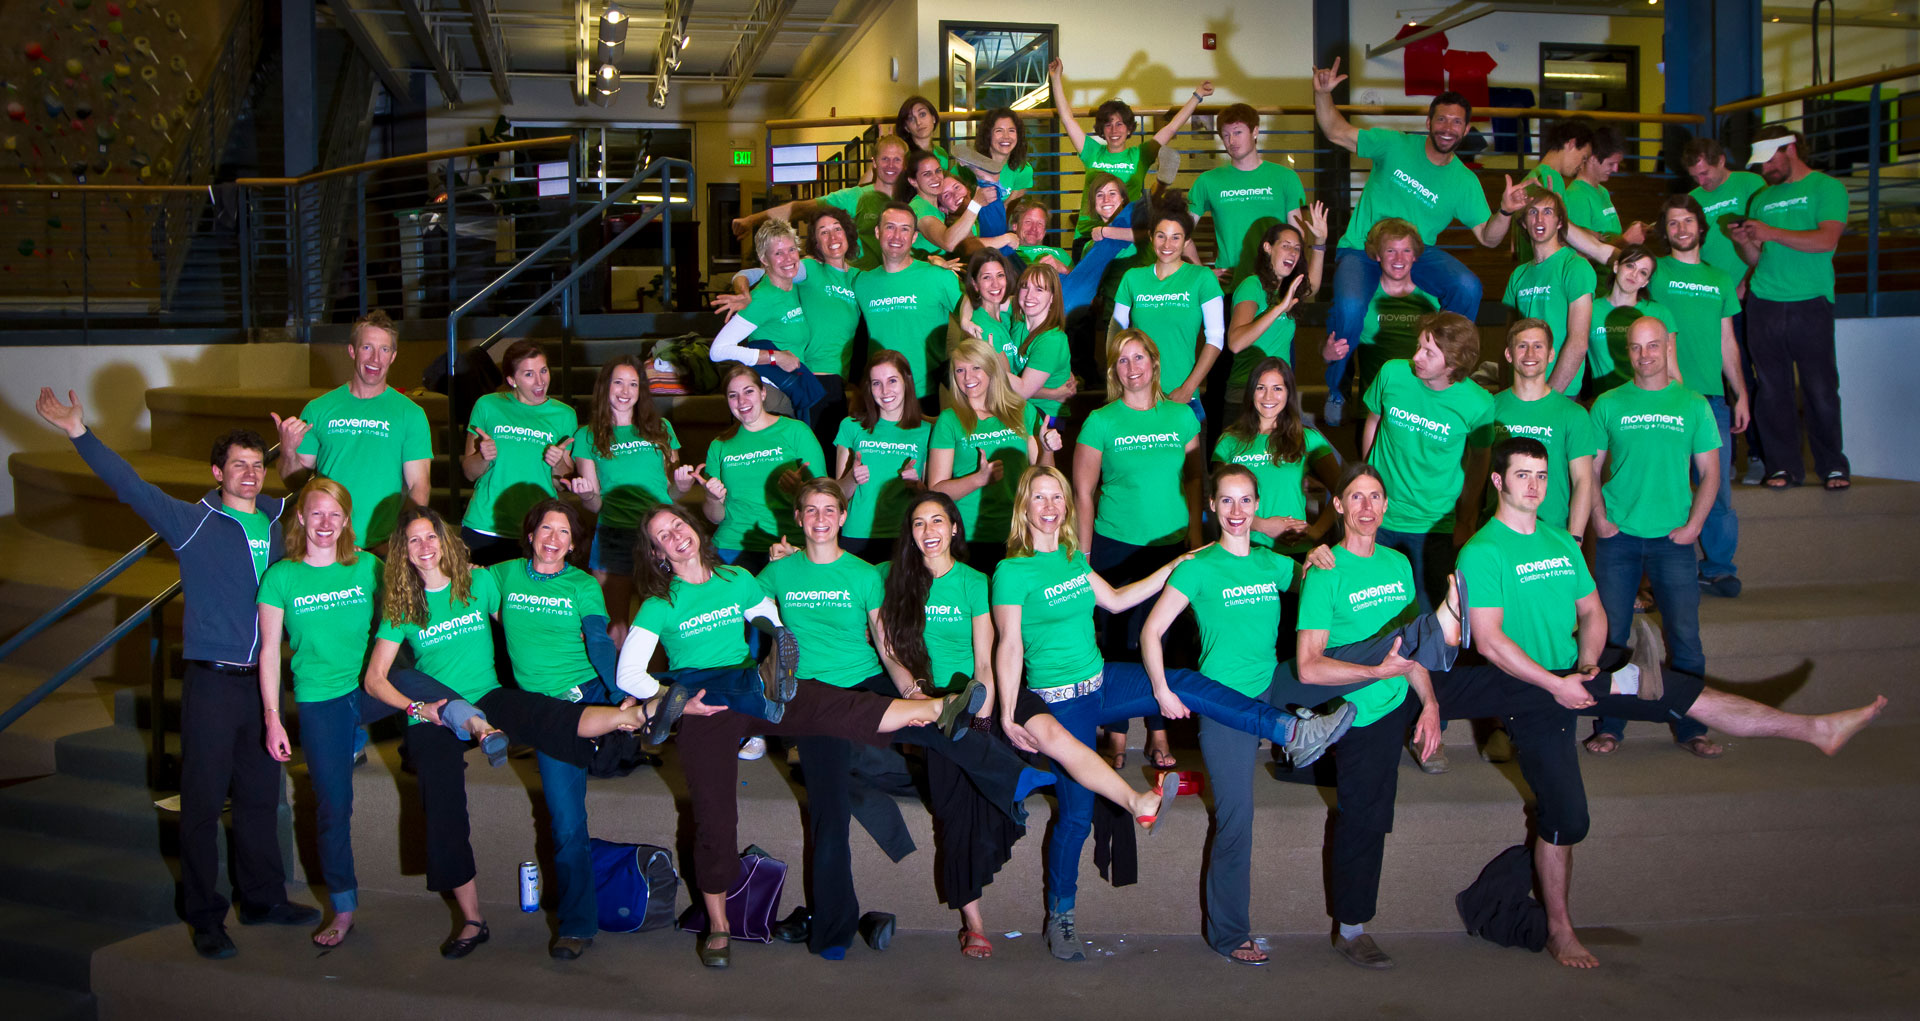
[518,860,541,913]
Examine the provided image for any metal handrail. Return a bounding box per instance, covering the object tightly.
[443,157,694,508]
[1713,61,1920,115]
[0,536,164,667]
[235,136,576,187]
[764,106,1708,130]
[0,582,179,735]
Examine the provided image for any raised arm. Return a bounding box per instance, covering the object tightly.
[1151,81,1215,146]
[1089,556,1183,613]
[1310,57,1359,152]
[1048,59,1090,153]
[1471,176,1530,248]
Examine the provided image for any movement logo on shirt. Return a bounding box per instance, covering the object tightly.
[1377,310,1423,329]
[1516,284,1556,301]
[865,294,921,311]
[1388,406,1453,440]
[326,417,393,437]
[1348,580,1407,612]
[1663,280,1724,298]
[292,585,369,610]
[1758,195,1809,216]
[1132,291,1194,308]
[778,306,805,325]
[1390,169,1440,207]
[679,603,744,636]
[1617,413,1687,433]
[722,448,790,467]
[969,426,1019,449]
[1502,423,1555,440]
[1514,555,1578,582]
[492,424,557,443]
[926,603,963,621]
[1041,572,1090,604]
[506,591,575,616]
[1218,186,1276,200]
[420,608,486,645]
[1220,582,1279,608]
[1111,432,1184,448]
[248,537,272,559]
[783,588,854,608]
[859,439,923,457]
[823,284,857,304]
[611,438,662,456]
[1702,196,1742,216]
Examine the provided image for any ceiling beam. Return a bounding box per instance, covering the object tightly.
[461,0,514,103]
[395,0,461,104]
[721,0,795,107]
[325,0,410,98]
[978,33,1048,86]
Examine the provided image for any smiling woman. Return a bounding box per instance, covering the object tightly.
[460,341,580,566]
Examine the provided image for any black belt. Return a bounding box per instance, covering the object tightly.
[188,660,258,676]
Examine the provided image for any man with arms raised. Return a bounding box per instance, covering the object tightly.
[1311,58,1526,426]
[273,310,432,551]
[35,389,319,959]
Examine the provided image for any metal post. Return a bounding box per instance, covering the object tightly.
[148,600,167,791]
[661,165,675,311]
[356,175,369,316]
[1865,83,1881,317]
[239,192,255,332]
[445,158,459,314]
[1312,0,1352,238]
[80,196,91,346]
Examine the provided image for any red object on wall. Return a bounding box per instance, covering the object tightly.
[1444,49,1498,109]
[1202,33,1216,50]
[1397,24,1448,96]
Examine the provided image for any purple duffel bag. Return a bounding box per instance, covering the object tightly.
[678,844,787,943]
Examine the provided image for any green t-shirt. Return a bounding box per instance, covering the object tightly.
[795,259,863,377]
[1354,285,1440,411]
[884,560,990,691]
[296,385,434,545]
[1296,544,1416,726]
[462,393,579,537]
[1016,245,1072,271]
[760,551,884,688]
[1337,128,1493,250]
[1013,326,1073,420]
[1169,543,1296,697]
[572,421,680,529]
[375,567,501,707]
[1212,427,1336,550]
[855,261,962,398]
[1512,162,1567,267]
[1114,262,1225,392]
[487,560,607,699]
[1650,257,1740,398]
[1457,518,1594,670]
[1189,161,1305,277]
[706,416,827,552]
[1749,171,1849,303]
[1563,180,1621,236]
[1077,399,1199,546]
[1502,246,1599,391]
[995,161,1036,194]
[1227,274,1300,391]
[991,548,1103,689]
[819,184,890,269]
[1690,170,1766,280]
[1590,381,1721,538]
[929,404,1039,545]
[910,193,975,255]
[1073,138,1147,237]
[742,277,811,357]
[230,508,273,578]
[832,416,932,539]
[972,306,1022,368]
[1586,295,1678,395]
[1489,388,1597,531]
[258,554,381,702]
[632,565,765,671]
[1363,359,1496,533]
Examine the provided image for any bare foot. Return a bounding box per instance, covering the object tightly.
[1439,572,1464,647]
[313,910,354,947]
[1547,927,1599,968]
[1813,695,1888,756]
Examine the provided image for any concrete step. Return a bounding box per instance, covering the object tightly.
[54,726,176,786]
[0,901,150,994]
[0,977,93,1021]
[0,830,179,928]
[304,719,1919,938]
[0,774,170,849]
[1696,580,1920,660]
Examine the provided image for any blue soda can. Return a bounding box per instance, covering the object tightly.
[518,861,541,912]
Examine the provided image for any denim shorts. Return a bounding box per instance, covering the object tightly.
[589,523,639,575]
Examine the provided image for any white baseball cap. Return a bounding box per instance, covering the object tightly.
[1748,136,1794,166]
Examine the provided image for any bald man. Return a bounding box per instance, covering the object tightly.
[1585,317,1721,756]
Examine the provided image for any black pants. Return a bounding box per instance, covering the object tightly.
[179,662,290,931]
[460,528,522,568]
[1748,295,1849,483]
[405,721,478,893]
[811,375,848,455]
[1089,535,1180,737]
[1327,664,1584,926]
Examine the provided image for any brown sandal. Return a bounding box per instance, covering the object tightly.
[1583,733,1620,755]
[1682,735,1725,759]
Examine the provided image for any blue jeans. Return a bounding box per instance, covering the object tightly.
[1325,245,1482,397]
[743,339,826,427]
[1041,662,1294,911]
[1591,531,1707,743]
[1062,198,1147,314]
[535,749,596,939]
[1697,395,1739,581]
[662,665,781,723]
[1374,526,1454,614]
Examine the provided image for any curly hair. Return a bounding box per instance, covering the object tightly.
[383,503,473,629]
[880,492,969,687]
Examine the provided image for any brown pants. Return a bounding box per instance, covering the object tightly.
[678,679,892,895]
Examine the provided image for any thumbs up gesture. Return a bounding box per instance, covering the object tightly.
[471,427,498,462]
[849,450,870,485]
[898,457,920,482]
[692,463,727,502]
[979,446,1004,484]
[544,435,574,468]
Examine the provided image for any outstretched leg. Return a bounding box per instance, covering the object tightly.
[1684,689,1886,756]
[1020,712,1161,820]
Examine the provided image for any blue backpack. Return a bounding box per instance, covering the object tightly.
[589,839,680,933]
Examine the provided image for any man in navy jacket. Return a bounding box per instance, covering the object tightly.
[37,388,319,959]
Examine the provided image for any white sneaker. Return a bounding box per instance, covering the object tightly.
[738,737,768,761]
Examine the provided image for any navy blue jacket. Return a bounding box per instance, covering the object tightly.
[72,430,287,665]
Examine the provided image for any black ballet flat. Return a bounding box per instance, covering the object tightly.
[440,919,489,959]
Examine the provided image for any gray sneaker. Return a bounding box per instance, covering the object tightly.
[1045,910,1085,962]
[1155,144,1183,185]
[771,626,801,703]
[1283,702,1357,768]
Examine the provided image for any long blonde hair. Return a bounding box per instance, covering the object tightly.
[1104,328,1166,405]
[284,477,360,565]
[947,337,1030,437]
[1005,465,1081,559]
[382,504,473,628]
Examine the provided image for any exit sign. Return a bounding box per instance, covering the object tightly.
[732,148,754,166]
